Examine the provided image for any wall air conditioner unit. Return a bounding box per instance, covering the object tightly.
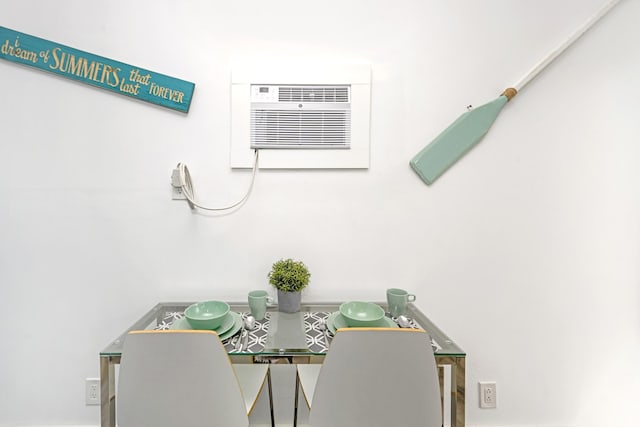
[231,64,371,169]
[250,85,351,150]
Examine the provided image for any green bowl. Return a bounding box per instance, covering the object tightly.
[184,300,230,330]
[339,301,385,327]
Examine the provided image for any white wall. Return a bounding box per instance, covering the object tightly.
[1,0,639,426]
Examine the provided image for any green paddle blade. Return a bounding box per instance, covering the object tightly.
[410,95,509,185]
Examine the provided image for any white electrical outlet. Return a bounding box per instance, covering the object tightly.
[171,168,187,200]
[479,381,497,408]
[85,378,100,405]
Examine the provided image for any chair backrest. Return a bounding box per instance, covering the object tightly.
[117,330,248,427]
[309,328,442,427]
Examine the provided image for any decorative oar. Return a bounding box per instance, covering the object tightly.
[410,0,621,185]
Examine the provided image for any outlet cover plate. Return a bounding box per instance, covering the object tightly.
[85,378,100,405]
[479,381,497,408]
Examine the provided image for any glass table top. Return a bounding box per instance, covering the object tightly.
[101,302,465,357]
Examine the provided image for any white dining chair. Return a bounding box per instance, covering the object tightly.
[117,330,274,427]
[296,328,442,427]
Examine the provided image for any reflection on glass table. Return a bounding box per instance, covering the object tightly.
[100,302,466,427]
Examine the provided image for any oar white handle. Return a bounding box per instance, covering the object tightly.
[512,0,620,93]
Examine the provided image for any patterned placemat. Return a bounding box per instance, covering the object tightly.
[154,310,440,354]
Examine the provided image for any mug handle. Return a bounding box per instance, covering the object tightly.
[266,296,275,305]
[407,294,416,302]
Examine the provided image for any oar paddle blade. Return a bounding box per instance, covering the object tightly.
[410,95,509,185]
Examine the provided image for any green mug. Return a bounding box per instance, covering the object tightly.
[248,290,275,321]
[386,288,416,317]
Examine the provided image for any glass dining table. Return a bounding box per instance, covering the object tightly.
[100,301,466,427]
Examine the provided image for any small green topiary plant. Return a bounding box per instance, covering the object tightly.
[268,258,311,293]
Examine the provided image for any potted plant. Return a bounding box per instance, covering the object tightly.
[268,258,311,313]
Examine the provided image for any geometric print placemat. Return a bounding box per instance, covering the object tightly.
[154,310,441,354]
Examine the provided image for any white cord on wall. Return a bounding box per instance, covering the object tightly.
[173,149,260,211]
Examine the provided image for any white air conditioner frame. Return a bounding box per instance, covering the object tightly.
[230,63,371,169]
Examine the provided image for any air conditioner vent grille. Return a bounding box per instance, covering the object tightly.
[251,109,351,148]
[278,86,350,103]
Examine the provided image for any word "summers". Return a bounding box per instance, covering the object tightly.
[49,47,121,87]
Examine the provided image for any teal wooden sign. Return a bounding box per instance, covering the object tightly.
[0,26,195,113]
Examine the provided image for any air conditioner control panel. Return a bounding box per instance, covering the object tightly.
[251,85,279,102]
